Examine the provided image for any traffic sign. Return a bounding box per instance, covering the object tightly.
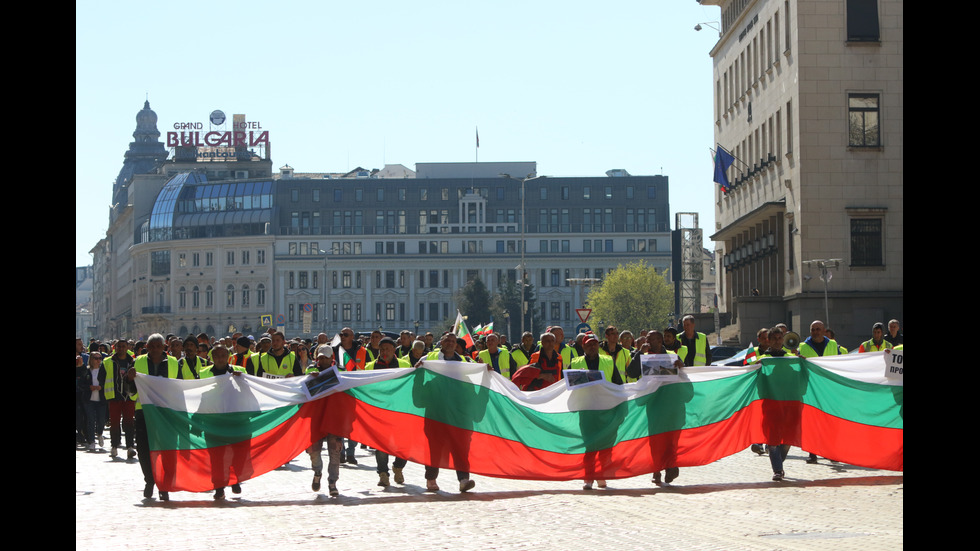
[575,322,592,335]
[576,308,592,323]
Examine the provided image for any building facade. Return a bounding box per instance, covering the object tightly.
[704,0,902,346]
[92,105,675,340]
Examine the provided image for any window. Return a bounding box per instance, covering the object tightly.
[205,285,213,308]
[850,217,883,267]
[178,287,186,309]
[151,251,170,276]
[848,93,880,147]
[342,271,352,288]
[226,284,235,308]
[539,187,548,200]
[291,189,299,202]
[846,0,880,42]
[241,250,250,265]
[257,249,265,264]
[583,187,591,200]
[313,189,320,202]
[289,272,295,289]
[256,284,265,307]
[192,253,200,267]
[178,253,186,268]
[241,284,250,307]
[377,188,385,202]
[227,251,235,265]
[299,271,308,288]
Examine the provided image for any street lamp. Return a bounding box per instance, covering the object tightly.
[802,259,842,328]
[500,172,540,338]
[502,310,511,343]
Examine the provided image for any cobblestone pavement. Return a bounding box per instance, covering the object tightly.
[76,443,902,551]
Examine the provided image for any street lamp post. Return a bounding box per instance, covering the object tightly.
[802,259,842,329]
[500,172,540,338]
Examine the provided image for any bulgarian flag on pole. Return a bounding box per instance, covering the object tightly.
[137,353,903,492]
[455,311,475,348]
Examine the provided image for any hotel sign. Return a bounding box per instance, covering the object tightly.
[167,111,270,160]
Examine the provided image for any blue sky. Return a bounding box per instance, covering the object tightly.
[76,0,724,266]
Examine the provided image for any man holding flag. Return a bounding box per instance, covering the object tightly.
[334,327,368,464]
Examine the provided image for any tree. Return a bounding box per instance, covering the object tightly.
[491,274,540,339]
[586,261,672,335]
[454,276,493,328]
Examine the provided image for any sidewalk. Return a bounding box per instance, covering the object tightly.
[76,442,902,551]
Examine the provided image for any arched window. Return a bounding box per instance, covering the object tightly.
[192,286,200,308]
[178,287,187,309]
[242,284,250,308]
[256,283,266,307]
[205,285,214,308]
[226,284,235,308]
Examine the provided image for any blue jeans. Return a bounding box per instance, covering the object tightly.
[82,400,107,444]
[376,451,407,474]
[768,444,789,474]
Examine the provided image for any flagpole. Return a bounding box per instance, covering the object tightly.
[711,145,751,171]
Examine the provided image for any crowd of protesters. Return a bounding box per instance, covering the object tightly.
[76,317,902,499]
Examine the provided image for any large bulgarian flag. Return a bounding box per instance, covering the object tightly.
[136,352,903,492]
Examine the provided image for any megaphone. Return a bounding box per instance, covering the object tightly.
[784,331,801,350]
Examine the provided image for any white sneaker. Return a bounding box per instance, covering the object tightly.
[582,480,593,490]
[88,443,97,451]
